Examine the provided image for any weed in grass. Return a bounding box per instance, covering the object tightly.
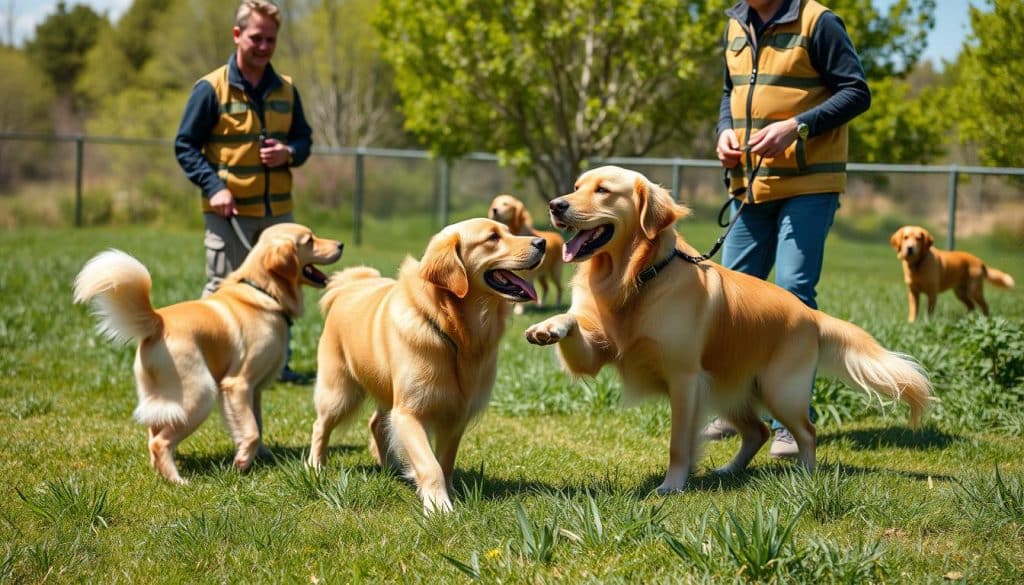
[751,462,866,523]
[954,466,1024,531]
[662,510,719,576]
[3,395,53,420]
[1,544,16,582]
[513,501,559,564]
[16,478,112,532]
[716,503,803,581]
[795,537,890,583]
[560,491,668,548]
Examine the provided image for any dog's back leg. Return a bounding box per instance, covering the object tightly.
[715,401,770,475]
[148,422,200,484]
[759,357,818,471]
[308,368,366,470]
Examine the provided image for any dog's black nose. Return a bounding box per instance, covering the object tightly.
[549,198,569,216]
[531,237,546,251]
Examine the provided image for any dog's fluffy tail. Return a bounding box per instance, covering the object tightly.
[74,249,162,343]
[319,266,382,314]
[984,266,1015,288]
[815,313,934,427]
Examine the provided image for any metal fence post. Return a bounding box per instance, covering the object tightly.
[438,158,450,228]
[354,147,364,246]
[75,135,84,227]
[946,166,959,250]
[671,161,683,202]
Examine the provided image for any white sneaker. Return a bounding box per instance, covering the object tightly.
[769,428,800,458]
[702,418,737,441]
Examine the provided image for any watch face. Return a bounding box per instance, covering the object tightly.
[797,123,809,139]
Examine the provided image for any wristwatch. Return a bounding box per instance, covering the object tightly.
[796,121,810,141]
[286,145,295,165]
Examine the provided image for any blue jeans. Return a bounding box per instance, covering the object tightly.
[721,193,840,429]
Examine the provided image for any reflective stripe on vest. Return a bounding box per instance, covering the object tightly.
[200,65,295,217]
[726,0,847,202]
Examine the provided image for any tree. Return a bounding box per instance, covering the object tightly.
[0,47,54,187]
[376,0,722,200]
[952,0,1024,167]
[276,0,405,148]
[25,2,105,94]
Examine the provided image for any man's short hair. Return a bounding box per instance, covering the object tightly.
[236,0,281,30]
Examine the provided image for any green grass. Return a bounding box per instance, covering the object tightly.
[1,215,1023,583]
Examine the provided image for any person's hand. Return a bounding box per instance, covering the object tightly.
[209,188,237,217]
[716,128,742,168]
[260,138,292,168]
[747,118,799,159]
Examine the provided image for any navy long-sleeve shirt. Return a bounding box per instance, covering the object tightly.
[175,54,313,198]
[716,0,871,140]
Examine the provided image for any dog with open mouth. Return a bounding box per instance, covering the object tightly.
[74,223,344,484]
[526,166,933,494]
[309,218,545,513]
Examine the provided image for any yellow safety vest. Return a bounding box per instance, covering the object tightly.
[726,0,847,202]
[200,65,295,217]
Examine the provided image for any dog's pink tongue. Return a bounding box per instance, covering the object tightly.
[510,272,538,302]
[563,229,596,262]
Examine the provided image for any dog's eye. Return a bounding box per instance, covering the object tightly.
[488,232,501,242]
[595,186,608,193]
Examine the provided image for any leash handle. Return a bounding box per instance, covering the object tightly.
[229,216,254,251]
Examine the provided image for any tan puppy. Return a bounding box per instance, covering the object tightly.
[309,218,546,513]
[890,225,1014,322]
[74,223,343,484]
[526,166,933,494]
[489,194,565,310]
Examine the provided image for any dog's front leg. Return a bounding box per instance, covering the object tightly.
[220,376,261,471]
[656,373,701,495]
[435,422,467,495]
[907,289,919,322]
[525,313,605,376]
[389,407,452,513]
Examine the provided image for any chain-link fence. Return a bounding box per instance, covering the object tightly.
[2,132,1022,249]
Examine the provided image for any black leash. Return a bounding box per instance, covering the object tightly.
[636,154,762,286]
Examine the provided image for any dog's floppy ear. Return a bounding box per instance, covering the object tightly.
[921,229,934,251]
[889,229,902,251]
[420,231,469,298]
[263,238,300,283]
[636,177,690,240]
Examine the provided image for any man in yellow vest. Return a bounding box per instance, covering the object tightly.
[703,0,871,456]
[175,0,313,383]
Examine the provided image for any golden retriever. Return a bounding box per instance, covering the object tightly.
[525,166,933,494]
[489,194,565,310]
[74,223,343,484]
[308,218,546,512]
[890,225,1015,322]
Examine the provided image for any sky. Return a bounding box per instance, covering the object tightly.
[3,0,973,67]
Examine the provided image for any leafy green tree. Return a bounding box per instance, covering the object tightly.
[376,0,723,199]
[0,47,54,186]
[25,2,106,94]
[952,0,1024,167]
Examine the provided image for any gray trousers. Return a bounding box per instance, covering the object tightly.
[201,212,294,297]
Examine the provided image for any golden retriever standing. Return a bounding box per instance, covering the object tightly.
[890,225,1014,322]
[525,166,933,494]
[489,194,565,310]
[309,218,546,513]
[74,223,343,484]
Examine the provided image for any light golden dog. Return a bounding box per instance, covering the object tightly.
[489,194,565,310]
[308,218,546,512]
[525,166,933,494]
[890,225,1014,322]
[74,223,343,484]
